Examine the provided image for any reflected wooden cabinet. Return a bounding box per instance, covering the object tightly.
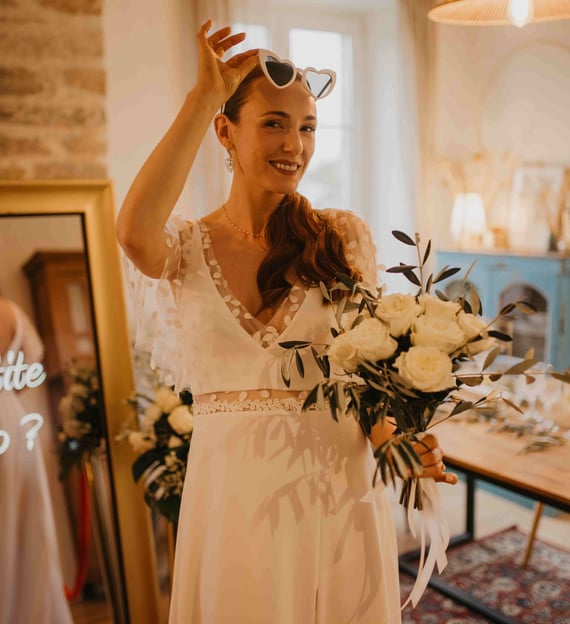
[437,250,570,371]
[23,251,95,376]
[23,251,95,417]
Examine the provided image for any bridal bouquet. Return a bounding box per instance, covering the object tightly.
[281,229,570,607]
[57,363,104,479]
[280,231,570,510]
[119,385,193,523]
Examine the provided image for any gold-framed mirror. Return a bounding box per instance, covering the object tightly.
[0,180,161,623]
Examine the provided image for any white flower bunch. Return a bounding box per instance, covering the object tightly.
[57,365,103,479]
[119,384,194,523]
[327,291,497,394]
[280,230,565,510]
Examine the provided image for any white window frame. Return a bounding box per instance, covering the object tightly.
[233,5,367,220]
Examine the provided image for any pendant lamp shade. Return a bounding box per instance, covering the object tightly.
[428,0,570,25]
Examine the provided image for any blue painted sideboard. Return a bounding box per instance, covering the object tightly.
[436,249,570,371]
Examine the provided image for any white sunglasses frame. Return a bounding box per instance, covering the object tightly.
[257,49,337,100]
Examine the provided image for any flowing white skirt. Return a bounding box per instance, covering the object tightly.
[169,407,401,624]
[0,390,73,624]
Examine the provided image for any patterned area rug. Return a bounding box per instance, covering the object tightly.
[400,526,570,623]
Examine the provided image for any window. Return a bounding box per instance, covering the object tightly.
[232,9,363,215]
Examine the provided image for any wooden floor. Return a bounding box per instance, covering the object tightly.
[70,599,113,624]
[70,589,171,624]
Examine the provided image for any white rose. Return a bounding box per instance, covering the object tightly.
[328,318,398,372]
[457,311,486,340]
[154,386,180,413]
[419,294,461,320]
[58,395,75,419]
[456,312,497,355]
[69,383,89,398]
[352,318,398,362]
[62,418,90,438]
[168,435,183,448]
[394,346,455,392]
[411,315,465,354]
[167,405,194,435]
[164,451,177,469]
[128,431,156,453]
[464,336,496,355]
[327,333,360,372]
[142,404,162,429]
[375,293,421,337]
[71,396,86,413]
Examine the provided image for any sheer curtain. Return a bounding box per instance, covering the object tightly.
[186,0,271,218]
[184,0,231,218]
[364,1,438,284]
[398,0,439,245]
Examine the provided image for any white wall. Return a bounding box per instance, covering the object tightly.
[433,19,570,246]
[103,0,196,217]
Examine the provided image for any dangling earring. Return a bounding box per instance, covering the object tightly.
[224,149,234,173]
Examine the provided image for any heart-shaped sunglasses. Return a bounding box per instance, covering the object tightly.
[258,49,336,100]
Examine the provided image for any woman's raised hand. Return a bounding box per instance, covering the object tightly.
[196,20,259,106]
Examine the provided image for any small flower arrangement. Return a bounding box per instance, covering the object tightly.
[119,385,194,523]
[57,363,103,480]
[280,230,570,510]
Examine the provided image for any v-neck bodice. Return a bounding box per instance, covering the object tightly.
[197,220,309,349]
[128,208,379,397]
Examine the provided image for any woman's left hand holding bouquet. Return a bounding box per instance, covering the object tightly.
[370,422,458,486]
[412,433,458,485]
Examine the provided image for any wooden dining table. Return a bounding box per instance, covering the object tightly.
[437,416,570,515]
[399,411,570,624]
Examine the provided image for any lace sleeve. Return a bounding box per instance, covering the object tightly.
[324,209,379,289]
[124,215,191,388]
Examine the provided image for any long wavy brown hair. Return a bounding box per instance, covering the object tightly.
[223,65,362,312]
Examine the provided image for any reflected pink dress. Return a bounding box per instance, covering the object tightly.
[132,209,401,624]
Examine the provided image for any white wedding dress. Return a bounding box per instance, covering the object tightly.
[131,209,401,624]
[0,302,73,624]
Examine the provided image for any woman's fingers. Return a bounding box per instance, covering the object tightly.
[225,48,259,64]
[414,434,442,466]
[225,49,259,77]
[206,25,231,45]
[434,467,459,485]
[212,32,247,55]
[413,433,458,484]
[195,21,257,100]
[199,21,247,57]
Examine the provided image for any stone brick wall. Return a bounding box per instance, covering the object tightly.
[0,0,107,179]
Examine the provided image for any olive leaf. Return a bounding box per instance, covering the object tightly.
[295,350,305,378]
[392,230,416,246]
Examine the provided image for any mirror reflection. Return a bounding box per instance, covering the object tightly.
[0,214,123,624]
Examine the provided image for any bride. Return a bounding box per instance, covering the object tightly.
[0,296,72,624]
[117,20,457,623]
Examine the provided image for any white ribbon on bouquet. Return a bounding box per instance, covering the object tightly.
[361,477,450,609]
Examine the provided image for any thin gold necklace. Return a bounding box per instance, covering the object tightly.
[223,203,263,239]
